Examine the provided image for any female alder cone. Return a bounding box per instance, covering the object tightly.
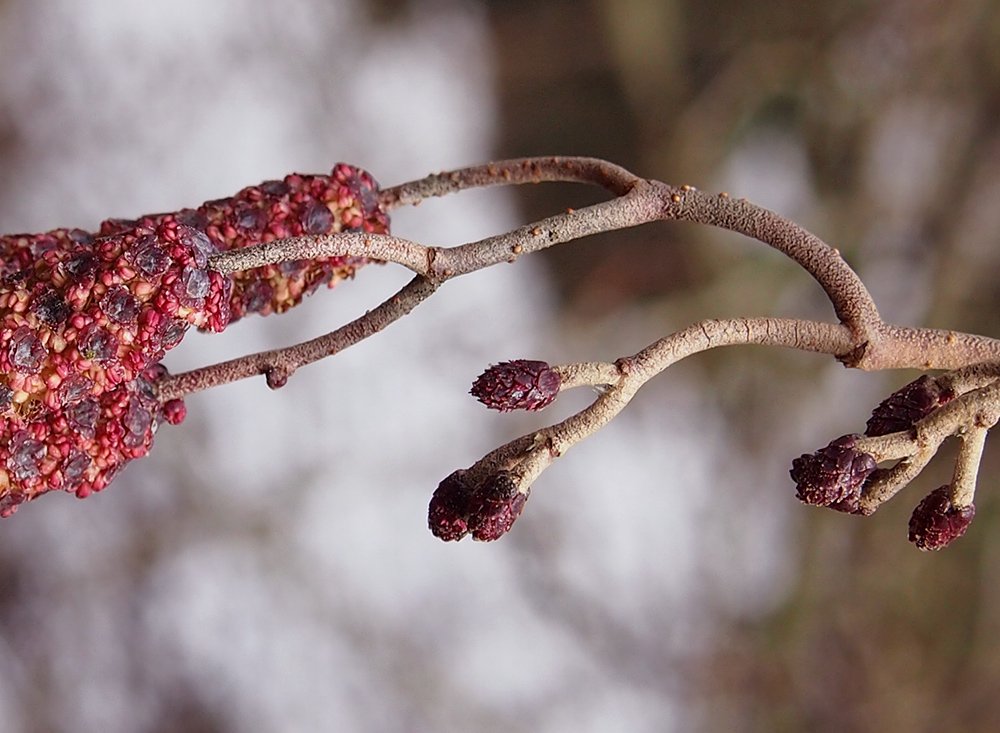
[467,471,528,542]
[908,485,976,551]
[0,369,166,517]
[865,375,955,437]
[0,164,389,414]
[0,224,231,411]
[790,434,877,507]
[470,359,561,412]
[0,163,390,515]
[428,470,475,542]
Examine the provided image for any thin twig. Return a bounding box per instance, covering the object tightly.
[209,232,433,278]
[463,317,857,483]
[158,275,438,399]
[162,157,1000,405]
[378,156,641,209]
[951,427,988,507]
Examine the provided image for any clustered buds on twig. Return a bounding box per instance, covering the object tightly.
[790,372,992,550]
[428,469,529,542]
[1,164,389,515]
[470,359,561,412]
[428,360,560,542]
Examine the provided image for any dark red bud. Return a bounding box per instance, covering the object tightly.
[161,399,187,426]
[866,375,955,437]
[428,470,475,542]
[467,471,528,542]
[470,360,560,412]
[908,485,975,551]
[790,434,877,508]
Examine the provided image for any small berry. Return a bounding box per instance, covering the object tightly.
[470,360,561,412]
[908,485,975,551]
[467,471,528,541]
[866,375,955,437]
[790,434,877,507]
[428,470,474,541]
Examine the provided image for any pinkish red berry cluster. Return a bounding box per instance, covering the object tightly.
[428,469,529,542]
[790,434,877,510]
[0,366,172,517]
[1,222,230,412]
[908,485,975,550]
[470,359,561,412]
[101,163,389,322]
[1,164,390,516]
[865,375,955,437]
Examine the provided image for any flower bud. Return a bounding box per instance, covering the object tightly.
[161,399,187,426]
[865,375,955,437]
[908,485,975,550]
[470,360,560,412]
[428,470,475,542]
[790,434,877,507]
[467,471,528,541]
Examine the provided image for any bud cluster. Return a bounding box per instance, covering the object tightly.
[1,164,390,515]
[791,373,988,549]
[428,469,529,542]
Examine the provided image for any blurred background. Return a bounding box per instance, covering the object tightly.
[1,0,999,731]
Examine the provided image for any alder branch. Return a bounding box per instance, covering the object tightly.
[377,156,641,209]
[158,274,439,397]
[161,156,1000,401]
[5,155,1000,548]
[461,317,855,487]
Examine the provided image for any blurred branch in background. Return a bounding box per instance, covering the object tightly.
[486,1,1000,731]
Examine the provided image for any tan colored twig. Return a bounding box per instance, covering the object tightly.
[160,157,1000,400]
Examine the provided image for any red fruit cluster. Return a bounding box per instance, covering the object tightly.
[1,164,390,516]
[0,366,178,517]
[470,359,561,412]
[908,485,975,550]
[104,163,389,322]
[1,164,388,412]
[865,375,955,437]
[1,222,230,412]
[428,469,529,542]
[790,434,877,509]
